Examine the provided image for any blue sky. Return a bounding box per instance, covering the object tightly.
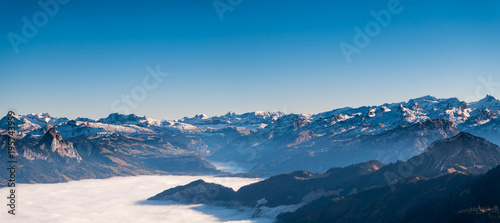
[1,0,499,120]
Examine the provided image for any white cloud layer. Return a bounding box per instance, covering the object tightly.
[0,175,272,223]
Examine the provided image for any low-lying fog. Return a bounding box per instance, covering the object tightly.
[0,175,272,223]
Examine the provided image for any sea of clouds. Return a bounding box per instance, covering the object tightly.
[0,175,273,223]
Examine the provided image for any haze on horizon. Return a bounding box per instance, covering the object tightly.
[1,0,499,120]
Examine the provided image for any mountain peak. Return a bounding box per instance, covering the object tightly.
[470,94,500,110]
[413,95,438,102]
[194,114,209,119]
[108,113,138,119]
[477,94,499,104]
[41,127,62,142]
[98,113,146,124]
[433,131,491,147]
[484,94,498,100]
[405,132,500,177]
[39,128,81,160]
[189,179,207,185]
[148,179,236,204]
[453,131,476,139]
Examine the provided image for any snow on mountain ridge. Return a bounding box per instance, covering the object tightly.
[178,111,286,130]
[1,95,499,141]
[469,94,500,111]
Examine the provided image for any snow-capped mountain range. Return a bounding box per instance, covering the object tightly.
[1,111,285,137]
[4,95,499,139]
[1,95,500,178]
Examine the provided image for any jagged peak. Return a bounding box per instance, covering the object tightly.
[479,94,499,103]
[483,94,498,101]
[42,128,59,139]
[468,94,500,110]
[39,128,66,146]
[47,127,56,133]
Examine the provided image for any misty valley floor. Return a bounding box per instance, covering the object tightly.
[0,175,271,223]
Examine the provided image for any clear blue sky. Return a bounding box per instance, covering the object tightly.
[1,0,499,120]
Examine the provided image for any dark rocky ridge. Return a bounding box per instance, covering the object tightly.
[276,165,500,223]
[148,133,500,221]
[401,132,500,176]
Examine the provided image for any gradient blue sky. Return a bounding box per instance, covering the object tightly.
[1,0,499,120]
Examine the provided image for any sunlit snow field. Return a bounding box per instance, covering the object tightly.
[0,175,272,223]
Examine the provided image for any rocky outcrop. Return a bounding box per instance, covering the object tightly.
[38,128,81,161]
